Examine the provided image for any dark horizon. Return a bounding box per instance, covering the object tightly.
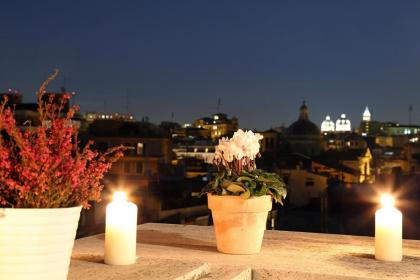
[1,0,420,130]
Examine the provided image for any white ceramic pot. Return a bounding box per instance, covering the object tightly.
[208,194,272,254]
[0,206,82,280]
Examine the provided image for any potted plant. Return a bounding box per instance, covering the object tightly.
[201,129,287,254]
[0,71,124,280]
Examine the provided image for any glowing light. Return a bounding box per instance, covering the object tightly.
[363,106,371,121]
[321,115,335,132]
[380,194,395,208]
[336,113,351,132]
[113,191,127,203]
[105,191,137,265]
[375,193,402,261]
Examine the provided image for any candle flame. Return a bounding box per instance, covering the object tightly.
[380,194,395,208]
[113,191,127,203]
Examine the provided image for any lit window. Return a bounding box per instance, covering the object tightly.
[205,148,209,153]
[137,143,144,155]
[194,148,198,153]
[213,126,217,130]
[214,115,219,120]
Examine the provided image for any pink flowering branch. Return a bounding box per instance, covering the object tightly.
[0,70,125,208]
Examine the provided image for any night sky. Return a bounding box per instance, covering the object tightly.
[1,0,420,130]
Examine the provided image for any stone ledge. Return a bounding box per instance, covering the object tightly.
[69,255,210,280]
[70,223,420,280]
[200,265,251,280]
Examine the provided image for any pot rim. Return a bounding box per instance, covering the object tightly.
[207,193,272,212]
[207,193,271,200]
[0,205,82,211]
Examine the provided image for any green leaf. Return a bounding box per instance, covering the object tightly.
[226,183,246,193]
[240,189,251,199]
[237,176,256,188]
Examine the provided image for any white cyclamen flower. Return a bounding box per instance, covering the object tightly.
[214,137,234,162]
[214,130,263,164]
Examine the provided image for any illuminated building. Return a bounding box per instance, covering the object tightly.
[362,106,371,121]
[85,112,135,122]
[335,114,351,132]
[321,115,335,133]
[324,133,367,151]
[359,106,382,136]
[193,113,239,139]
[383,123,420,136]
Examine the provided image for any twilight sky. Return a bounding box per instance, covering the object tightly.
[1,0,420,130]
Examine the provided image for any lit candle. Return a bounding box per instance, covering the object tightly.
[104,191,138,265]
[375,194,402,262]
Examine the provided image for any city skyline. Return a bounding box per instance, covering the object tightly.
[1,1,420,129]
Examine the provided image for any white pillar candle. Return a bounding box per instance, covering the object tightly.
[104,192,138,265]
[375,194,402,262]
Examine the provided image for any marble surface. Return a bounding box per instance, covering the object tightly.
[69,223,420,280]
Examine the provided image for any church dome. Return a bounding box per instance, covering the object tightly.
[287,102,320,136]
[321,115,335,132]
[336,113,351,132]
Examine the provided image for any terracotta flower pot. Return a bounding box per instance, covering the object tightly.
[0,206,82,280]
[208,194,272,254]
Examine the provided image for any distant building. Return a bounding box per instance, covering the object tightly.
[193,113,238,139]
[362,106,371,121]
[160,121,212,140]
[382,123,420,136]
[286,102,323,157]
[260,129,283,154]
[321,115,335,133]
[312,148,372,183]
[335,114,351,132]
[86,119,172,184]
[1,89,79,127]
[404,142,420,174]
[359,106,382,136]
[172,138,215,165]
[85,112,135,122]
[324,132,367,151]
[0,89,23,105]
[258,129,287,170]
[279,168,328,207]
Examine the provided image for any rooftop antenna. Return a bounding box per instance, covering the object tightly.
[171,112,175,121]
[207,97,222,114]
[409,104,413,125]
